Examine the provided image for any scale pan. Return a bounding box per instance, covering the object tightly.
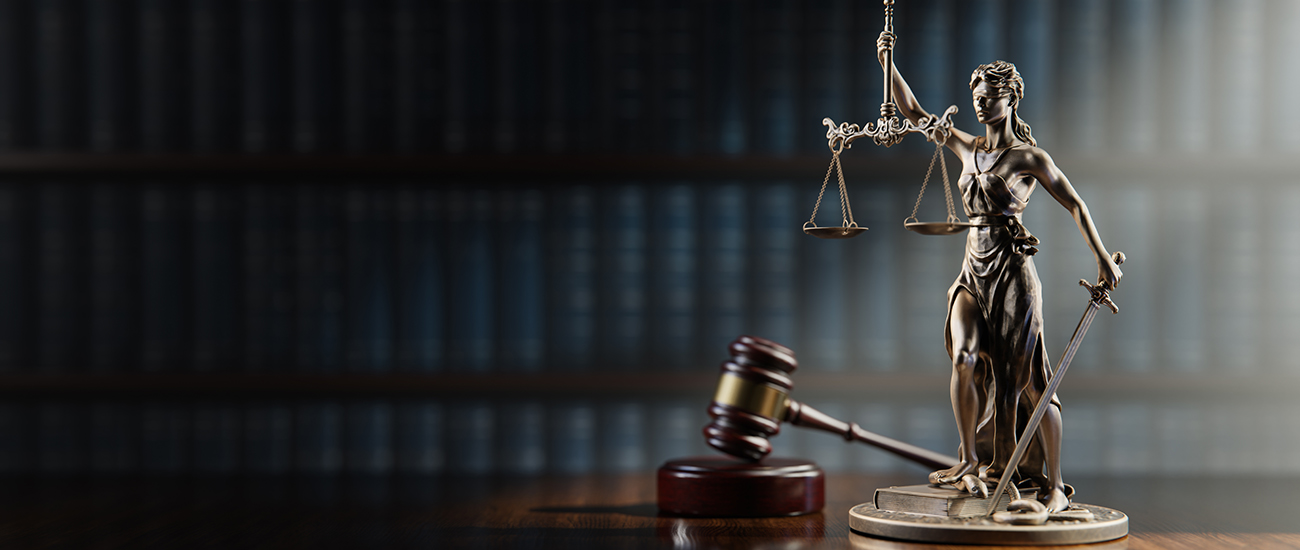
[804,226,868,239]
[904,221,979,236]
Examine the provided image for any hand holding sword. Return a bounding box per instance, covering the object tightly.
[984,251,1126,523]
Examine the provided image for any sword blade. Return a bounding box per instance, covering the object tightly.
[984,299,1102,516]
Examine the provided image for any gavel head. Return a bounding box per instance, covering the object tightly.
[703,336,798,461]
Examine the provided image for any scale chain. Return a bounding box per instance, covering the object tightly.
[835,153,856,228]
[807,149,839,228]
[939,144,957,223]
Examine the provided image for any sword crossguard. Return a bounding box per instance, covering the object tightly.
[1079,279,1119,314]
[1079,251,1125,315]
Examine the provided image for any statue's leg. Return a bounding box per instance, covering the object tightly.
[930,288,983,486]
[982,362,1023,484]
[1022,375,1069,512]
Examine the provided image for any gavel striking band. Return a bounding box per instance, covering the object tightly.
[704,335,958,471]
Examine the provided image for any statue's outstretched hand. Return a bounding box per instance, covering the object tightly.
[876,31,896,67]
[1097,254,1123,290]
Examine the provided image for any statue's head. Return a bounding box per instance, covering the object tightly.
[969,61,1036,146]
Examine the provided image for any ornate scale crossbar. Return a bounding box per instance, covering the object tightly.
[803,0,969,239]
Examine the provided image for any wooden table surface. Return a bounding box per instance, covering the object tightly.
[1,472,1297,549]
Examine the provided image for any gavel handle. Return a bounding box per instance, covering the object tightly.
[787,400,958,471]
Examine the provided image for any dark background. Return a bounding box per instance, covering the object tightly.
[0,0,1294,481]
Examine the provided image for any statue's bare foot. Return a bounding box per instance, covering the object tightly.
[1040,487,1070,513]
[928,460,977,486]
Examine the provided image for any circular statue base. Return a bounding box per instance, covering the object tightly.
[849,501,1127,545]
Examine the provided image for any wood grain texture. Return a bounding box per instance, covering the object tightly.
[0,474,1294,548]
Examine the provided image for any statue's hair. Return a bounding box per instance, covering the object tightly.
[970,60,1036,147]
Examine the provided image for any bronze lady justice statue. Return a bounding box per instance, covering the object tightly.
[875,33,1123,513]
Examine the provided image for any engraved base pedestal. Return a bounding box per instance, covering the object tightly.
[849,488,1128,545]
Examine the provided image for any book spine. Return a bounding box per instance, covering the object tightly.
[854,187,900,372]
[1265,186,1300,376]
[192,403,240,474]
[1058,0,1107,154]
[239,0,287,153]
[649,400,700,466]
[753,184,797,350]
[244,402,292,474]
[294,185,322,372]
[1154,400,1203,475]
[1159,189,1206,373]
[394,0,438,152]
[703,0,746,155]
[446,190,493,372]
[319,187,345,373]
[395,400,444,474]
[443,0,490,152]
[903,401,952,477]
[87,0,129,151]
[802,217,847,372]
[1164,0,1211,153]
[289,0,336,153]
[193,186,238,372]
[601,185,647,371]
[139,0,183,151]
[0,0,31,150]
[38,402,85,473]
[499,401,545,475]
[0,185,26,372]
[449,401,495,474]
[901,227,950,375]
[1111,0,1157,153]
[550,187,596,371]
[700,184,746,355]
[492,0,519,153]
[140,404,188,474]
[35,0,80,150]
[345,400,393,475]
[1216,0,1264,153]
[190,0,236,152]
[1103,401,1151,475]
[651,185,696,370]
[0,403,30,473]
[801,0,849,154]
[751,0,796,156]
[1276,0,1300,152]
[342,0,393,153]
[657,0,694,154]
[395,188,443,373]
[244,186,272,372]
[345,188,395,373]
[601,401,645,473]
[36,184,78,373]
[90,402,136,474]
[1006,0,1056,146]
[141,187,187,373]
[549,401,594,474]
[268,188,295,373]
[295,401,343,474]
[89,185,134,373]
[1209,187,1260,374]
[498,189,544,372]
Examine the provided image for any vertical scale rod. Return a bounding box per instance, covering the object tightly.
[881,0,895,117]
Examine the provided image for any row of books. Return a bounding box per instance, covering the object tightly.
[1,178,1295,376]
[0,0,1293,155]
[3,396,1293,476]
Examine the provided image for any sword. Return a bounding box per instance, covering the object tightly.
[984,251,1126,516]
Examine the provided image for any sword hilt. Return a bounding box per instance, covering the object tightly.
[1079,251,1125,314]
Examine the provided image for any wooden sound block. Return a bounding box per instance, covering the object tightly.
[656,456,824,517]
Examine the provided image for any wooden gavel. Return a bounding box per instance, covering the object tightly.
[704,335,956,470]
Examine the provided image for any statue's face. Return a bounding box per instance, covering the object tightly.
[972,81,1011,125]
